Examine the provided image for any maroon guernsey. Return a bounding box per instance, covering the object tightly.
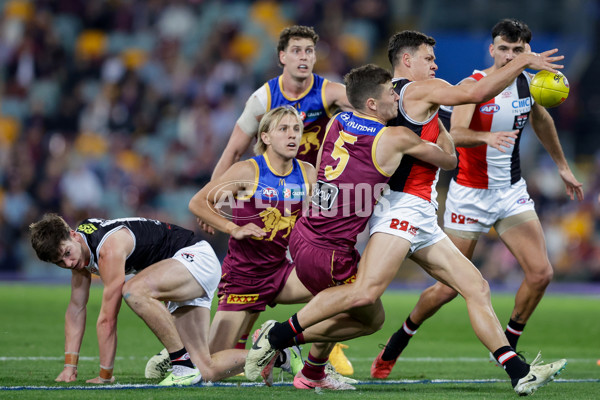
[297,111,391,249]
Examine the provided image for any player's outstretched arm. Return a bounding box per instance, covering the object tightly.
[529,101,584,200]
[56,269,92,382]
[449,94,519,152]
[375,126,457,175]
[417,49,564,109]
[190,160,267,240]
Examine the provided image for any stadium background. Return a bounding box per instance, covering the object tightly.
[1,0,599,288]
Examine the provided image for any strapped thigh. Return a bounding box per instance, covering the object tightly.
[494,210,539,236]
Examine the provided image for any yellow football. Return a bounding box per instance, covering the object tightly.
[530,70,570,108]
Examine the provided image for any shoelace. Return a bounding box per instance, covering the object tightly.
[529,351,543,367]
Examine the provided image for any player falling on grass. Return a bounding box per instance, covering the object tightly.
[29,214,246,385]
[244,64,458,390]
[372,19,583,380]
[189,106,356,386]
[245,32,568,396]
[209,24,354,375]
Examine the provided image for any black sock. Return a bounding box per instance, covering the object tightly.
[269,314,304,350]
[170,347,195,369]
[493,346,530,386]
[382,316,420,361]
[505,319,526,350]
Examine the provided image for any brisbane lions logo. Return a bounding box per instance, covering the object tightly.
[299,126,321,156]
[258,207,299,241]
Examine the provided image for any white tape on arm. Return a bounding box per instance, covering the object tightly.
[237,87,268,136]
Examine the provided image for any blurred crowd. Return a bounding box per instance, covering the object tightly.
[1,0,599,282]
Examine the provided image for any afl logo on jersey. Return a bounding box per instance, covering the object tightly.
[480,104,500,114]
[262,188,278,198]
[517,197,530,204]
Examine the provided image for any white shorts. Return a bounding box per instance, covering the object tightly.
[167,241,221,313]
[369,191,446,255]
[443,178,536,235]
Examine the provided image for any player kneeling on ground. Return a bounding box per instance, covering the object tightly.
[30,214,246,385]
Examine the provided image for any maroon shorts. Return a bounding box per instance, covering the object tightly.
[289,227,359,295]
[216,258,294,312]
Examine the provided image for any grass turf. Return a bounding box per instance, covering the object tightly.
[0,283,598,399]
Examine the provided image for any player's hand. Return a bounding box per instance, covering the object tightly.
[55,366,78,382]
[485,130,519,152]
[196,217,216,235]
[231,223,267,240]
[521,47,564,74]
[558,168,584,201]
[86,376,115,384]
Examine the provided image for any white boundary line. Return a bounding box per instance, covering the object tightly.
[1,356,597,363]
[1,378,598,391]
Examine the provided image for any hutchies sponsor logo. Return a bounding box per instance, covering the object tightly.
[262,188,278,198]
[480,104,500,114]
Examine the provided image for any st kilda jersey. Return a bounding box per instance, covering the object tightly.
[454,70,533,189]
[387,78,441,208]
[75,217,199,275]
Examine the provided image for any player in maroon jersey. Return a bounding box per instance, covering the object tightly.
[375,19,583,379]
[247,30,569,395]
[207,26,355,374]
[244,64,457,390]
[190,106,359,387]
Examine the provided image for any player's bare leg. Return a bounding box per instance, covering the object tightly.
[499,219,553,324]
[410,237,509,351]
[209,310,257,352]
[409,235,477,324]
[291,233,411,329]
[122,259,192,351]
[174,306,246,382]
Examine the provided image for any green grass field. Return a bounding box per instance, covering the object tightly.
[1,283,598,399]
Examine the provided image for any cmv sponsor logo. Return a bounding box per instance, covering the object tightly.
[480,104,500,114]
[512,98,531,109]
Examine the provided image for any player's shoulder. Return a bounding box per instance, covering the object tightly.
[408,78,452,92]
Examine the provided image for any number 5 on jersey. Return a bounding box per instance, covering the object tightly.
[324,131,357,181]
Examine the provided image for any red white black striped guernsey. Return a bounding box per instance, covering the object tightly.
[454,71,533,189]
[387,78,441,208]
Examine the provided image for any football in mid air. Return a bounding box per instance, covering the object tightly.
[530,70,570,108]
